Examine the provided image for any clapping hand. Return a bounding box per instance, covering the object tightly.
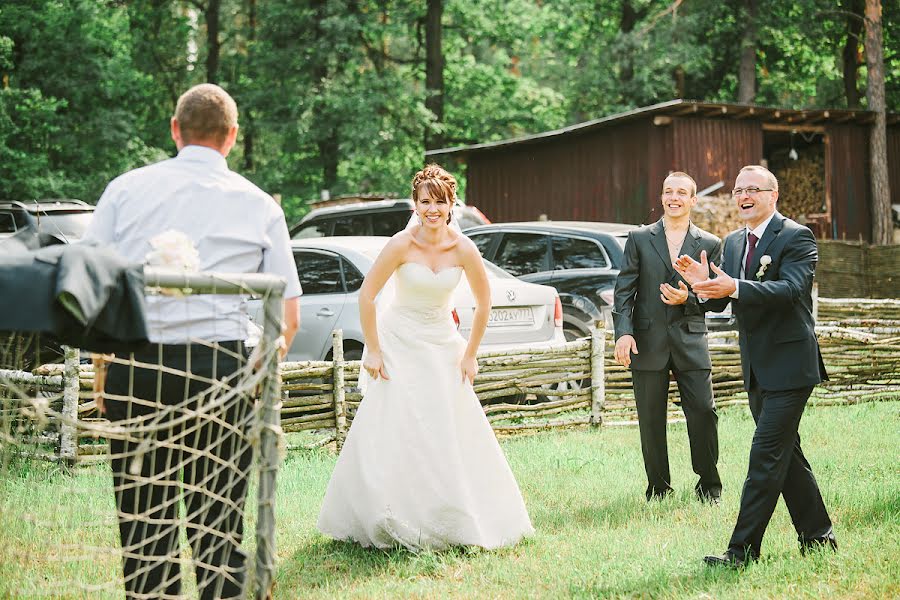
[691,262,737,299]
[660,281,689,305]
[673,250,710,286]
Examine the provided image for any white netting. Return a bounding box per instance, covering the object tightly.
[0,270,285,599]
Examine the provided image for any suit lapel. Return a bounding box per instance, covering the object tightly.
[728,230,743,279]
[649,218,675,276]
[748,213,784,278]
[683,222,701,258]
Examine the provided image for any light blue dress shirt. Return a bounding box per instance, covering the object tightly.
[83,145,302,344]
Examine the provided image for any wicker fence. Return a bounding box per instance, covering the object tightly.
[817,240,900,299]
[2,298,899,463]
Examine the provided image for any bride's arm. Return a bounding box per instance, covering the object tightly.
[359,235,406,379]
[460,239,491,384]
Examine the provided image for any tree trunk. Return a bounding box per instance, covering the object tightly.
[865,0,891,244]
[205,0,221,84]
[424,0,444,151]
[737,0,757,103]
[619,0,640,85]
[319,133,339,191]
[842,0,864,107]
[243,0,256,171]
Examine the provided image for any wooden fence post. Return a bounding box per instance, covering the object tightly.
[332,330,347,450]
[590,321,606,427]
[58,346,79,466]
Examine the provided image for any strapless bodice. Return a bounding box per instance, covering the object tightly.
[389,262,463,323]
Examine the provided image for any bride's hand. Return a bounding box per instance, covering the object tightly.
[460,355,478,385]
[362,351,390,380]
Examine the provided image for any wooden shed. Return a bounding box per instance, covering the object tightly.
[427,100,900,242]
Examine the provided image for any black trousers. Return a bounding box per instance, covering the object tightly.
[105,342,253,600]
[632,366,721,500]
[727,372,833,558]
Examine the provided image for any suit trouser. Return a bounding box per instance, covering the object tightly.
[727,372,833,558]
[105,342,253,600]
[632,366,721,499]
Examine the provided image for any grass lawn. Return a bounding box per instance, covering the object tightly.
[1,401,898,598]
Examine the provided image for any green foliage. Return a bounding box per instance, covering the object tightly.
[0,0,897,214]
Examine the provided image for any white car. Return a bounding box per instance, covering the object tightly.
[258,237,565,362]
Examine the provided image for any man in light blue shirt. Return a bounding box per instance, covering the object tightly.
[84,83,301,599]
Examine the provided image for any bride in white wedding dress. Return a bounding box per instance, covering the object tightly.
[317,164,534,551]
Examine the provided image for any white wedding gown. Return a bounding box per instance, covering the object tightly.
[317,262,534,551]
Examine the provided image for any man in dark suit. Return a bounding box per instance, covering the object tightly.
[613,172,723,502]
[675,164,835,568]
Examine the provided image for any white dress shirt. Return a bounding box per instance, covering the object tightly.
[83,145,302,343]
[731,212,777,299]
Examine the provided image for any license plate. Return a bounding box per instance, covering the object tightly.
[488,307,534,327]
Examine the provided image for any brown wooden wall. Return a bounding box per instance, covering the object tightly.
[671,117,764,190]
[888,126,900,207]
[826,124,871,241]
[466,120,665,224]
[462,116,888,238]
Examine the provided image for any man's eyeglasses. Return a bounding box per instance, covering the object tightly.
[731,187,774,197]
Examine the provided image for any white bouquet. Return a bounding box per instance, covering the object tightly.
[145,230,200,271]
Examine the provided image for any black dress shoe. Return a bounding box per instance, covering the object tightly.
[703,551,755,569]
[800,533,837,555]
[696,490,721,505]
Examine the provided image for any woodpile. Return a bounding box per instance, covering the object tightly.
[690,193,741,240]
[775,153,826,220]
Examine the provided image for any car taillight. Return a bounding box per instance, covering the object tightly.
[451,308,460,329]
[598,289,614,307]
[554,297,563,328]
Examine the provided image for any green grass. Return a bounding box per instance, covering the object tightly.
[2,401,899,599]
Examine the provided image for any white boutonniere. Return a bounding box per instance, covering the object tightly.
[755,255,772,280]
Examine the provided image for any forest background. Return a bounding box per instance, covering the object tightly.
[1,0,898,226]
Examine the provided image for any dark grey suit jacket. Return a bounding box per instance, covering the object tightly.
[0,243,150,353]
[613,219,722,371]
[703,213,827,391]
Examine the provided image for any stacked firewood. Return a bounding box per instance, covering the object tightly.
[690,193,742,239]
[775,153,826,220]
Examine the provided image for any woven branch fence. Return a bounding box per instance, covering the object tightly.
[2,299,899,462]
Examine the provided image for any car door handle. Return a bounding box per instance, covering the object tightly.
[316,308,335,317]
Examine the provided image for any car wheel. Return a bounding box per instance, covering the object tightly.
[343,347,363,362]
[549,324,591,401]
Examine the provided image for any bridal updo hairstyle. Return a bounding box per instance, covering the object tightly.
[412,164,457,224]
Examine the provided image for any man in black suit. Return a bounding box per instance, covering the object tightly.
[613,172,723,502]
[675,164,835,568]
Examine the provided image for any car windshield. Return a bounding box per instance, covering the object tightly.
[33,211,93,239]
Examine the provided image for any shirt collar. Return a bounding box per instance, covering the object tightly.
[176,145,228,171]
[746,211,776,240]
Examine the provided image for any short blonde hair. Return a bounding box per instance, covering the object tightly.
[664,171,697,197]
[738,165,779,192]
[174,84,238,147]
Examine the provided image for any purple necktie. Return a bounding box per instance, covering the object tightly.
[744,232,758,278]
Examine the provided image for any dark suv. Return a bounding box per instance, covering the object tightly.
[464,221,635,340]
[0,199,95,250]
[290,199,489,239]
